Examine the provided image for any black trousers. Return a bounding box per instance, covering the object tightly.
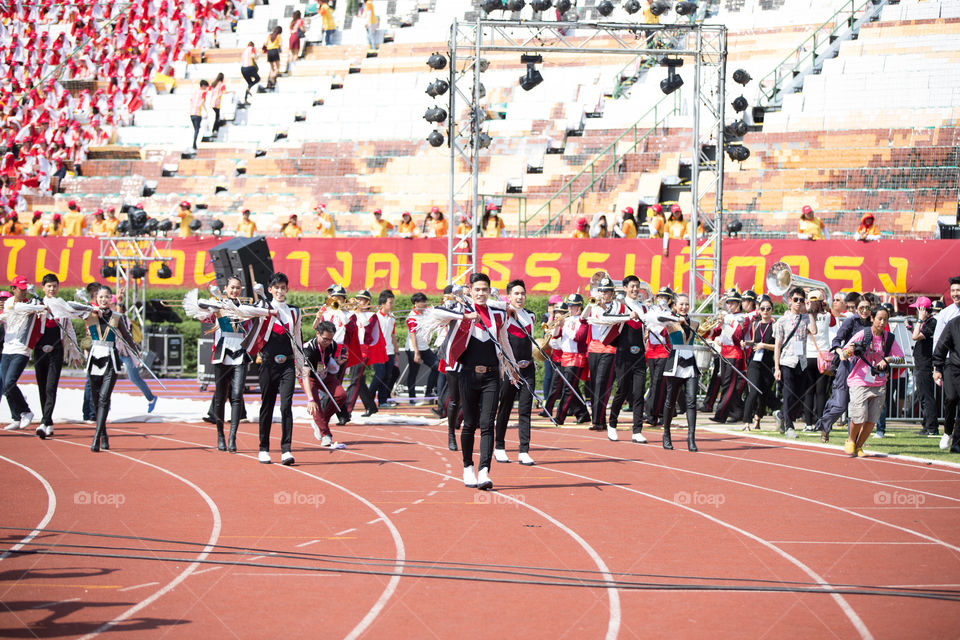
[643,357,669,425]
[610,354,646,433]
[543,359,564,414]
[702,357,721,411]
[443,369,463,430]
[90,366,118,444]
[780,364,806,431]
[370,354,397,405]
[713,357,745,423]
[816,359,851,435]
[459,367,500,470]
[802,358,831,426]
[241,64,260,89]
[214,361,247,434]
[190,114,202,148]
[406,348,439,398]
[588,352,617,429]
[344,362,376,415]
[663,375,697,429]
[495,364,535,453]
[943,364,960,438]
[34,346,64,426]
[258,360,296,453]
[914,366,938,433]
[742,360,775,423]
[557,365,589,423]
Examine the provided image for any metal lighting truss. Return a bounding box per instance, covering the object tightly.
[99,236,173,348]
[446,18,726,311]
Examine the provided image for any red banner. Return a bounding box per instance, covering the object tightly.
[2,236,956,299]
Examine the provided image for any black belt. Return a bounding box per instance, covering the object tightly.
[89,355,111,369]
[471,365,497,374]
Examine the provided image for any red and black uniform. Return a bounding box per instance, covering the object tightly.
[609,303,647,434]
[742,316,776,425]
[643,323,671,426]
[711,315,746,423]
[556,313,590,424]
[585,301,627,430]
[303,336,348,439]
[495,307,536,455]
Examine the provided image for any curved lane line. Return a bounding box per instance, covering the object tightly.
[0,455,57,561]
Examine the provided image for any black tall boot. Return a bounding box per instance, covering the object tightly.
[448,426,458,451]
[687,409,698,452]
[228,423,238,453]
[662,424,674,450]
[100,430,109,450]
[91,424,103,452]
[217,424,227,451]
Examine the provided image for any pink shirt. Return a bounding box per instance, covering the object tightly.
[190,88,207,116]
[241,46,255,67]
[845,329,904,388]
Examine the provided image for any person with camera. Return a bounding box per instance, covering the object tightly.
[840,306,904,457]
[907,297,939,437]
[773,287,811,438]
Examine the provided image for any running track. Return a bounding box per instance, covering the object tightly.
[2,407,959,638]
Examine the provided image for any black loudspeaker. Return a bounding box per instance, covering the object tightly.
[208,236,274,298]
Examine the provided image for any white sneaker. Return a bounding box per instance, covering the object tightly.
[463,465,477,488]
[281,451,295,466]
[494,448,510,463]
[607,426,618,441]
[518,452,535,466]
[330,441,346,450]
[258,451,271,464]
[19,412,33,429]
[321,434,332,447]
[36,426,47,439]
[313,424,322,441]
[5,421,20,430]
[44,424,54,438]
[785,428,797,439]
[632,432,648,443]
[873,431,885,439]
[477,467,493,490]
[940,434,952,450]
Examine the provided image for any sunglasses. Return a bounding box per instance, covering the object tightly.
[792,297,805,302]
[759,306,773,311]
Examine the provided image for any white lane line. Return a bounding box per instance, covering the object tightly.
[334,528,356,536]
[0,455,57,561]
[769,541,937,545]
[392,508,406,514]
[34,597,80,608]
[50,441,224,640]
[188,566,223,576]
[366,518,382,525]
[412,499,424,505]
[247,555,266,562]
[117,581,161,592]
[127,426,407,640]
[233,572,341,577]
[427,491,438,496]
[296,540,320,548]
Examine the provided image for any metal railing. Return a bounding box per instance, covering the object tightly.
[522,91,682,237]
[757,0,882,108]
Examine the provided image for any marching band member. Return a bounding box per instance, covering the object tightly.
[430,273,517,490]
[371,290,399,409]
[583,276,636,440]
[84,285,139,452]
[493,279,537,465]
[609,275,650,443]
[405,292,439,406]
[33,274,84,438]
[660,293,700,451]
[343,290,385,418]
[554,293,591,426]
[303,320,348,449]
[434,287,465,451]
[642,287,675,428]
[710,289,746,424]
[539,302,567,418]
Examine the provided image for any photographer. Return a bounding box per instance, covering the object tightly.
[840,306,904,457]
[907,297,938,437]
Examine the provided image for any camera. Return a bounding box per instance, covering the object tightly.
[905,319,914,331]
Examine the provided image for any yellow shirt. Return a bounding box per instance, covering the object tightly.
[320,4,335,30]
[63,212,86,236]
[643,7,659,24]
[455,223,471,237]
[664,219,688,239]
[1,221,23,235]
[26,220,44,236]
[316,212,335,238]
[571,229,589,239]
[103,217,119,236]
[90,219,108,236]
[798,216,824,240]
[648,216,664,238]
[364,1,377,26]
[398,220,418,237]
[237,219,257,237]
[283,223,303,238]
[484,216,504,237]
[372,219,394,237]
[620,219,637,239]
[178,210,194,238]
[266,33,282,50]
[47,223,63,237]
[430,218,448,237]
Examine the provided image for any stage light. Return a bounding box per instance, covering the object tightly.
[508,0,525,10]
[424,106,448,123]
[144,218,159,234]
[427,130,445,147]
[478,58,490,72]
[158,219,173,233]
[427,53,447,70]
[117,220,130,234]
[189,219,202,231]
[426,79,449,98]
[127,207,147,235]
[659,58,683,95]
[531,0,552,10]
[211,219,224,234]
[733,68,752,86]
[726,219,743,237]
[724,120,748,138]
[726,145,750,162]
[624,0,641,14]
[477,133,492,149]
[482,0,502,13]
[100,263,116,278]
[649,0,670,16]
[157,263,173,279]
[555,0,572,13]
[519,54,543,91]
[675,1,698,16]
[130,264,148,280]
[732,95,748,112]
[598,0,614,16]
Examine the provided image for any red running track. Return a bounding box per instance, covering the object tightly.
[2,416,959,639]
